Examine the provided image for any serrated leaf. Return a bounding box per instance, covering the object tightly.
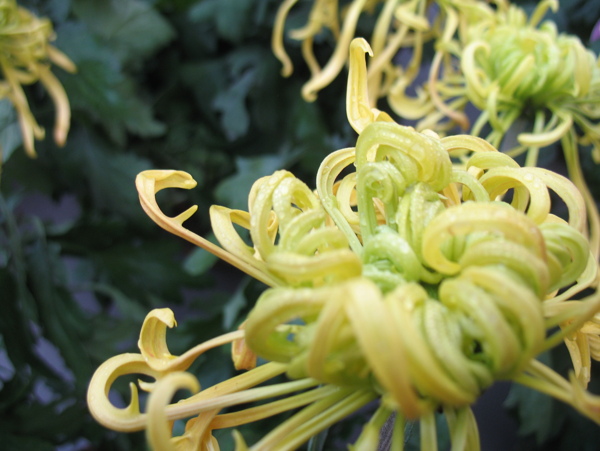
[189,0,257,44]
[58,127,152,223]
[504,382,555,444]
[72,0,175,65]
[55,23,166,143]
[504,351,561,446]
[213,68,255,141]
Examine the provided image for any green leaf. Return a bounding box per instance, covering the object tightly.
[213,68,255,141]
[72,0,175,66]
[91,239,204,303]
[25,221,93,386]
[55,23,167,143]
[222,279,249,330]
[44,0,72,23]
[0,433,54,451]
[57,127,152,223]
[189,0,258,44]
[504,351,563,446]
[505,382,557,444]
[0,99,23,164]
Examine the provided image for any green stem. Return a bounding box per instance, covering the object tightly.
[562,130,600,260]
[420,411,438,451]
[523,111,545,167]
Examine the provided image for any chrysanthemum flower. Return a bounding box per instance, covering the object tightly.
[0,0,76,159]
[407,0,600,260]
[88,38,600,450]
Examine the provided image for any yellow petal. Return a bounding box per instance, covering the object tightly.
[232,320,257,371]
[37,66,71,147]
[346,38,394,134]
[518,111,573,147]
[135,170,280,287]
[271,0,299,77]
[146,372,200,451]
[87,353,162,432]
[137,308,245,373]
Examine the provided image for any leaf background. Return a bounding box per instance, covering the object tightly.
[0,0,599,450]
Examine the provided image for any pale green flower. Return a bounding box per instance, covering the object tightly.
[88,39,600,450]
[383,0,600,264]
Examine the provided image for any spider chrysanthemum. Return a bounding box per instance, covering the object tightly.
[87,38,600,451]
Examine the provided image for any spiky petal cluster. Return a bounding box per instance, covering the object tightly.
[88,39,600,450]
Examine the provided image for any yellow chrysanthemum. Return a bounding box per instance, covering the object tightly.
[0,0,75,159]
[88,39,600,450]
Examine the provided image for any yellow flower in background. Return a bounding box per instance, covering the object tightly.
[419,0,600,260]
[0,0,75,159]
[273,0,600,261]
[88,38,600,450]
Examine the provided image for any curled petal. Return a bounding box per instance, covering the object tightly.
[518,111,573,147]
[245,286,328,363]
[562,330,592,386]
[343,280,429,418]
[478,167,551,224]
[138,308,180,371]
[47,45,77,73]
[301,0,368,101]
[461,41,491,108]
[37,66,71,146]
[441,134,501,156]
[232,320,257,371]
[209,205,274,279]
[271,0,299,77]
[139,308,244,373]
[355,121,452,192]
[136,170,280,287]
[266,249,362,286]
[87,353,163,432]
[232,430,249,450]
[316,147,363,253]
[146,372,200,451]
[346,38,394,134]
[422,202,545,275]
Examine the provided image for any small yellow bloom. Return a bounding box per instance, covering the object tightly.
[0,0,76,159]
